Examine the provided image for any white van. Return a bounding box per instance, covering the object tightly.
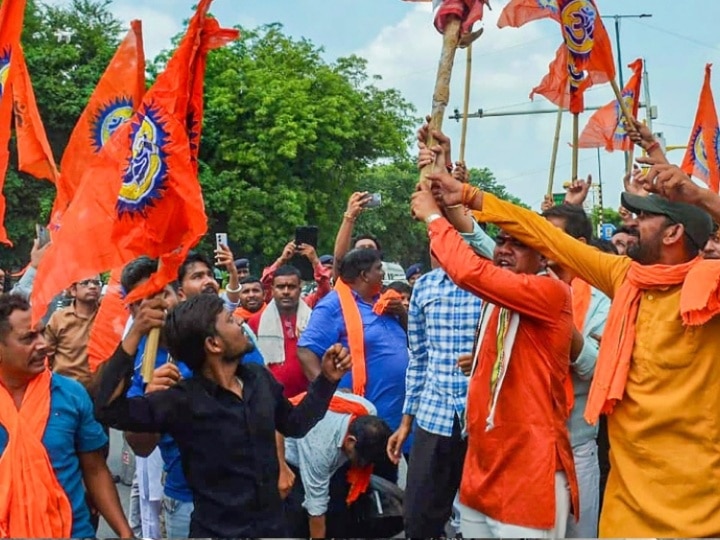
[381,262,407,285]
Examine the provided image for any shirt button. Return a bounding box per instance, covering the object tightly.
[647,294,654,301]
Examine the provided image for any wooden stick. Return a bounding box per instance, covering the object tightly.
[626,145,635,174]
[609,78,635,130]
[572,113,579,181]
[421,16,462,182]
[459,42,473,163]
[141,327,161,383]
[547,106,563,196]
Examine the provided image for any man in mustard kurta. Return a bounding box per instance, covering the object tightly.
[426,160,720,537]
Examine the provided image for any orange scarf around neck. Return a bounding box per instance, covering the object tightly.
[234,303,266,322]
[564,278,593,414]
[585,258,720,424]
[334,279,367,396]
[0,369,73,537]
[290,392,373,504]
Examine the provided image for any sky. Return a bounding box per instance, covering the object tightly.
[46,0,720,212]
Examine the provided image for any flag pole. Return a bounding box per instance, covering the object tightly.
[421,15,462,183]
[141,327,161,383]
[610,79,635,133]
[459,42,473,163]
[547,106,563,196]
[572,113,579,181]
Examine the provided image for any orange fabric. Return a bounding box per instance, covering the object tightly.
[578,58,643,152]
[558,0,616,114]
[290,392,373,504]
[428,218,579,528]
[532,1,615,114]
[13,45,58,183]
[681,64,720,193]
[0,369,72,537]
[564,277,593,414]
[434,0,488,34]
[334,278,367,396]
[498,0,560,28]
[234,303,266,321]
[372,289,402,316]
[51,20,145,229]
[585,258,720,424]
[0,0,28,246]
[87,267,128,372]
[30,2,239,325]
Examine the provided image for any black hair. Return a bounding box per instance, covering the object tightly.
[273,265,302,283]
[353,233,382,253]
[240,275,263,287]
[164,294,224,372]
[178,251,214,284]
[386,281,412,296]
[121,256,158,294]
[613,225,639,237]
[338,249,382,282]
[590,238,618,255]
[348,415,392,467]
[0,294,30,342]
[542,204,594,241]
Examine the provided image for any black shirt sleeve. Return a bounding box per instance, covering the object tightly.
[273,371,338,438]
[94,343,185,434]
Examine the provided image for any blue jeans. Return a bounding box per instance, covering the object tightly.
[163,495,193,539]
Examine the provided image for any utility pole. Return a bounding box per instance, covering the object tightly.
[604,14,652,88]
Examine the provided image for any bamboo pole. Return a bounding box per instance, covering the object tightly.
[459,42,473,163]
[609,79,635,132]
[421,16,462,182]
[547,106,563,196]
[572,113,579,181]
[141,327,161,383]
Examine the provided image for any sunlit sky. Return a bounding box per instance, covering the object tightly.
[46,1,720,212]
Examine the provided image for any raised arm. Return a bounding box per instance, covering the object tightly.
[332,192,372,277]
[427,170,630,298]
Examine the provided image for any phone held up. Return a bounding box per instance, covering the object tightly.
[362,193,382,209]
[36,224,51,248]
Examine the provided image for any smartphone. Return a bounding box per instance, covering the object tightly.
[36,224,51,248]
[363,193,382,209]
[215,232,228,251]
[294,226,318,248]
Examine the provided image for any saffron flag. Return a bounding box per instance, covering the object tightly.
[12,44,59,183]
[31,0,239,324]
[498,0,560,28]
[681,64,720,193]
[0,0,27,245]
[87,267,127,372]
[557,0,616,114]
[578,58,643,152]
[51,20,145,229]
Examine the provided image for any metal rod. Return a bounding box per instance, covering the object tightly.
[597,148,604,228]
[449,103,646,121]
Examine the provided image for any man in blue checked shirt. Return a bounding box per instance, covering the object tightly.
[386,254,483,538]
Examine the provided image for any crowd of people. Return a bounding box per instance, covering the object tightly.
[2,114,720,539]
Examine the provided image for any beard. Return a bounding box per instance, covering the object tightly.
[627,236,662,265]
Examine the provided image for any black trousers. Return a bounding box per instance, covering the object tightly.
[403,417,467,539]
[597,415,611,516]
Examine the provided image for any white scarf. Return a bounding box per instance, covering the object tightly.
[467,302,520,432]
[256,299,312,365]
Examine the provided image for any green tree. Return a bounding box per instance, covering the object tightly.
[191,24,416,267]
[0,0,123,269]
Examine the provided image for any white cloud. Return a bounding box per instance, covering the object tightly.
[109,4,182,61]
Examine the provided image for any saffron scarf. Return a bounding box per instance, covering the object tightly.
[0,369,72,537]
[585,258,720,424]
[233,303,266,322]
[290,392,373,504]
[565,278,593,414]
[334,280,401,396]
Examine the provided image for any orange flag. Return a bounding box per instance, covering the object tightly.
[50,20,145,229]
[498,0,560,28]
[12,44,58,183]
[557,0,616,114]
[31,0,238,325]
[681,64,720,193]
[435,0,488,34]
[0,0,27,246]
[578,58,643,152]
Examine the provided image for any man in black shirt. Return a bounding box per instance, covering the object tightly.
[94,293,351,537]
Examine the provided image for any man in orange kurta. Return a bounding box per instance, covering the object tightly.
[427,161,720,537]
[411,188,578,538]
